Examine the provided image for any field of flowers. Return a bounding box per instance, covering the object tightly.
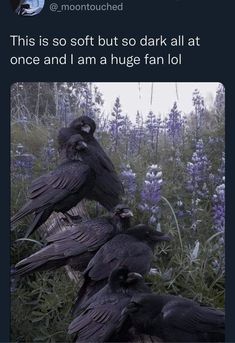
[11,82,225,342]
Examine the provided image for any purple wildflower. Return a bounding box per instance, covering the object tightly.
[212,183,225,234]
[139,165,163,224]
[186,139,212,229]
[186,139,211,199]
[166,102,184,146]
[145,111,157,149]
[130,111,145,154]
[109,97,125,151]
[120,164,137,202]
[192,89,205,138]
[217,153,225,183]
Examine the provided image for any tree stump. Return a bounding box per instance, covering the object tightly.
[38,201,89,285]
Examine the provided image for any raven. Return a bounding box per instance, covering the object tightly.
[124,293,225,342]
[11,134,96,237]
[68,266,151,343]
[57,116,124,210]
[72,224,170,313]
[14,204,133,276]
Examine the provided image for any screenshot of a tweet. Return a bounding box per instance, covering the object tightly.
[0,1,233,342]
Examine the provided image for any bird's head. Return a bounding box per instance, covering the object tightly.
[108,266,130,291]
[66,134,88,160]
[126,224,171,248]
[69,116,96,136]
[109,266,145,292]
[112,204,134,219]
[126,272,144,285]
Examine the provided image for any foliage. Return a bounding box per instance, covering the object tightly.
[11,82,225,342]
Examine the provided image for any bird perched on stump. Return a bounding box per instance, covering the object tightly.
[11,134,96,237]
[57,115,124,210]
[13,204,133,276]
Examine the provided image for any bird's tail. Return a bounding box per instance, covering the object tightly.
[13,244,65,277]
[13,260,45,277]
[24,210,51,238]
[11,203,35,227]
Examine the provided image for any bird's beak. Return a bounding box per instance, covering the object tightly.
[81,124,91,133]
[126,272,143,283]
[120,210,134,218]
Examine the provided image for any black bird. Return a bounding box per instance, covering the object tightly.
[14,204,133,276]
[68,266,151,343]
[57,116,124,210]
[72,225,170,313]
[124,293,225,342]
[11,134,96,237]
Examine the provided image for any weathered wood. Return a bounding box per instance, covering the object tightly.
[38,201,89,284]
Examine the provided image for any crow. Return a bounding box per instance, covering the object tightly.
[57,116,124,210]
[14,204,133,276]
[11,134,96,237]
[124,293,225,342]
[68,266,151,343]
[72,224,171,313]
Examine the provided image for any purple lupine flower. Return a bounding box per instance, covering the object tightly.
[186,139,212,229]
[139,165,163,224]
[120,114,132,158]
[212,183,225,234]
[217,152,225,183]
[186,139,211,199]
[145,111,157,149]
[109,97,125,151]
[192,89,205,138]
[176,200,186,218]
[155,116,162,157]
[120,164,137,203]
[212,153,225,236]
[166,102,184,146]
[129,111,145,155]
[192,89,205,119]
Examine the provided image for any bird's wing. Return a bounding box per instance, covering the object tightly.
[92,140,116,172]
[162,299,225,333]
[27,163,92,209]
[46,217,114,252]
[14,236,89,274]
[68,295,129,341]
[87,142,124,207]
